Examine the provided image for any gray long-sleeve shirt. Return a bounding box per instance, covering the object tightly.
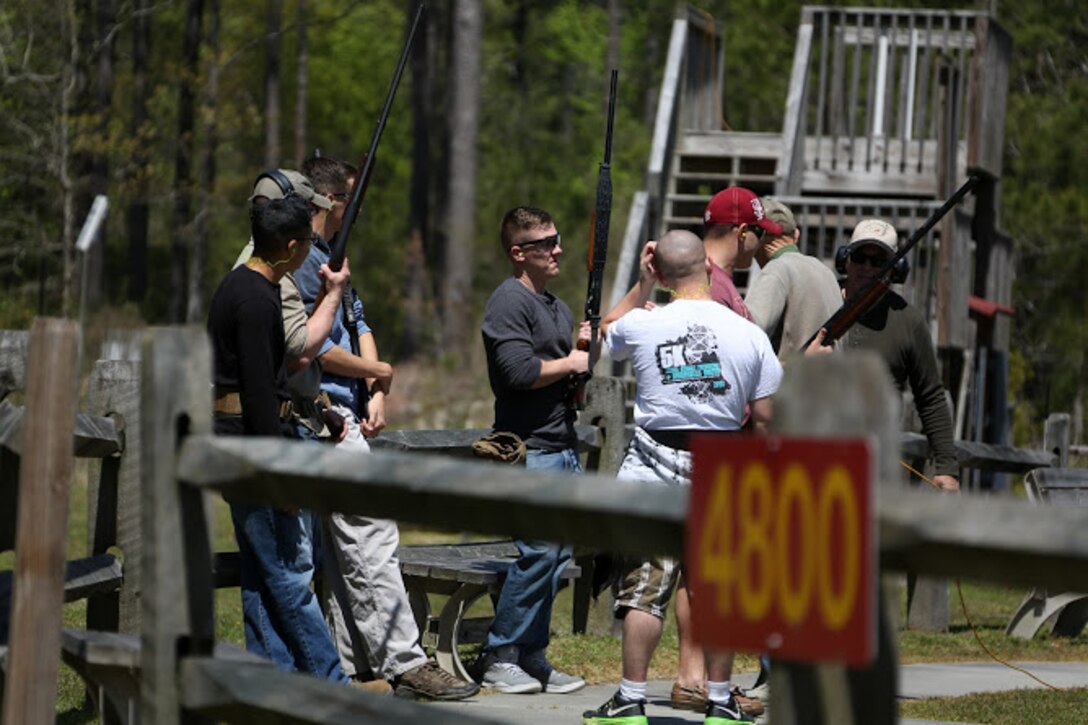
[843,291,958,477]
[481,277,576,451]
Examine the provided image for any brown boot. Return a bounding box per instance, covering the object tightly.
[394,660,480,701]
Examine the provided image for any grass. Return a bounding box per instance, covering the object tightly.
[900,687,1088,723]
[10,464,1085,722]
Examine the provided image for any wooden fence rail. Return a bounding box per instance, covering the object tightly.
[138,326,1088,725]
[0,320,1083,724]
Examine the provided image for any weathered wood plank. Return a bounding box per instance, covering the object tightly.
[178,657,502,724]
[87,359,142,633]
[0,331,28,399]
[139,326,215,725]
[0,553,122,611]
[0,399,123,458]
[61,629,266,669]
[180,436,685,560]
[178,432,1088,592]
[2,318,80,725]
[678,131,784,159]
[899,432,1054,473]
[398,541,581,586]
[1027,468,1088,506]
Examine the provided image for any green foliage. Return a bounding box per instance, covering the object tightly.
[1001,0,1088,434]
[0,0,1083,436]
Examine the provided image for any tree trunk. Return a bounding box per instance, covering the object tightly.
[403,0,430,358]
[293,0,308,168]
[442,0,482,353]
[187,0,220,323]
[87,0,117,310]
[59,0,79,317]
[127,0,152,303]
[264,0,283,169]
[169,0,204,323]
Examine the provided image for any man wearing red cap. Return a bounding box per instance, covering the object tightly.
[701,186,784,319]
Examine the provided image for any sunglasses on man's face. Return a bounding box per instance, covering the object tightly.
[849,248,889,267]
[745,224,765,240]
[518,233,562,253]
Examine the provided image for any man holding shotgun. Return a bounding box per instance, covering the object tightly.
[839,218,960,491]
[292,162,477,702]
[477,206,589,694]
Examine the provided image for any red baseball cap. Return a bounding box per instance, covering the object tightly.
[703,187,784,236]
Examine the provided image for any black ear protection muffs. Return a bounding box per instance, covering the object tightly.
[254,169,296,199]
[834,244,910,283]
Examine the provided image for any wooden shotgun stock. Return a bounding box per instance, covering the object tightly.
[800,175,980,353]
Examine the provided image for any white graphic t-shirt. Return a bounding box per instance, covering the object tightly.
[608,299,783,431]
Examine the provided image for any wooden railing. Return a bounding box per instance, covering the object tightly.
[1,321,1082,724]
[139,326,1088,724]
[779,6,1011,196]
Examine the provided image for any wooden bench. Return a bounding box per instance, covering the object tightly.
[1005,468,1088,639]
[398,540,581,682]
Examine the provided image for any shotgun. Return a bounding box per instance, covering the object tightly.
[569,69,619,410]
[800,175,979,352]
[328,3,423,355]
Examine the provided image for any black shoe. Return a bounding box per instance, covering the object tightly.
[705,696,756,724]
[581,690,648,724]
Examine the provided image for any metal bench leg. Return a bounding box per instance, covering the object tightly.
[1006,590,1088,639]
[403,581,431,648]
[434,583,488,683]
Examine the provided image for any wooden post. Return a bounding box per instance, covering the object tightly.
[1,318,79,725]
[769,351,900,725]
[139,327,214,725]
[1044,413,1071,468]
[87,359,143,634]
[580,376,628,476]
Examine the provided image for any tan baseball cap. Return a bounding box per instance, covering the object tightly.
[249,169,333,210]
[760,198,796,236]
[848,218,898,254]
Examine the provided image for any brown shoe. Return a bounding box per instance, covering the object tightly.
[670,682,707,711]
[735,693,765,716]
[349,677,393,696]
[394,660,481,701]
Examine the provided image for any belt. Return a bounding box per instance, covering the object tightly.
[644,428,738,451]
[213,391,293,420]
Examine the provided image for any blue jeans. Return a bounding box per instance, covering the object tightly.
[486,447,581,652]
[230,503,348,683]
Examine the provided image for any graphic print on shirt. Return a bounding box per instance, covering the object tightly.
[655,323,730,403]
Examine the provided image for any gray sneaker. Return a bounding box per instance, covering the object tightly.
[518,649,586,694]
[481,661,543,694]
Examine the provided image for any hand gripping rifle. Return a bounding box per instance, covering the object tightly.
[800,174,980,353]
[327,3,423,356]
[569,69,619,410]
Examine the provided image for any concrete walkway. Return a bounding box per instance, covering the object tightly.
[431,662,1088,724]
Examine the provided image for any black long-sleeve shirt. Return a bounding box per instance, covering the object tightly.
[207,266,289,437]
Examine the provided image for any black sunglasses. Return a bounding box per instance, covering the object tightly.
[745,224,765,240]
[518,233,561,252]
[849,248,889,267]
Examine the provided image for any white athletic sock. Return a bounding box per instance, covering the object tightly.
[707,680,732,705]
[619,678,647,703]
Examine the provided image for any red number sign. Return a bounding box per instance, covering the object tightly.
[685,436,875,666]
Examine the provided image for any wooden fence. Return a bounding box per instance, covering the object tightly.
[2,321,1087,724]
